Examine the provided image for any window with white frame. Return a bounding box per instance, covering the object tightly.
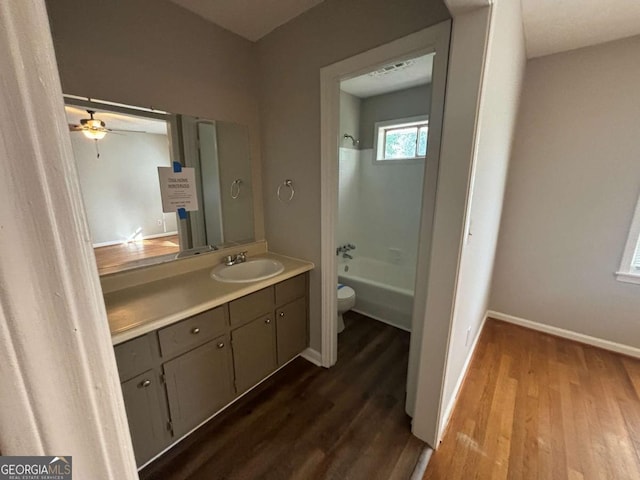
[374,115,428,162]
[616,192,640,284]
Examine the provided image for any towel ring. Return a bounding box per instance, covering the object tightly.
[277,179,295,203]
[231,179,242,199]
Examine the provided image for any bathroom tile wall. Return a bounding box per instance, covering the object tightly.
[338,148,425,268]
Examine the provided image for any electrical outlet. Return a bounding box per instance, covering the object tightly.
[465,326,471,346]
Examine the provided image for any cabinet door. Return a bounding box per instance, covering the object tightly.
[276,297,308,366]
[163,335,234,437]
[232,315,277,394]
[121,369,171,466]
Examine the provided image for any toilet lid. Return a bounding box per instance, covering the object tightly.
[337,285,355,299]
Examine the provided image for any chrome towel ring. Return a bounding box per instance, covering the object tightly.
[277,179,295,203]
[231,179,242,199]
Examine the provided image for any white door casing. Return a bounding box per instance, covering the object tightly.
[0,1,138,477]
[319,21,451,446]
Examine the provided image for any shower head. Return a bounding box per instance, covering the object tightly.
[343,133,359,147]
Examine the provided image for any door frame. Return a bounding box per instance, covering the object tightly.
[319,20,451,439]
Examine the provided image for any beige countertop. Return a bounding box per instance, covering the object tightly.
[106,252,314,345]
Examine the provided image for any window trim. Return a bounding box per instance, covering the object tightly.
[373,115,428,164]
[616,191,640,284]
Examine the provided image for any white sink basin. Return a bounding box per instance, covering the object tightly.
[211,258,284,283]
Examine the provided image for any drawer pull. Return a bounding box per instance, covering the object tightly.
[265,318,271,325]
[279,312,285,317]
[217,342,225,349]
[191,327,201,335]
[140,380,151,388]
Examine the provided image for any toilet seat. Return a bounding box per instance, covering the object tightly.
[337,285,355,300]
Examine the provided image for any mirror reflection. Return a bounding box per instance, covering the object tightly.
[65,99,255,275]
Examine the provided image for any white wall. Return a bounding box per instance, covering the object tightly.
[70,132,176,245]
[412,0,526,443]
[440,0,526,431]
[490,34,640,348]
[338,149,425,269]
[337,148,360,248]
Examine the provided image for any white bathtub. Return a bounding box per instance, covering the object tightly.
[338,257,415,331]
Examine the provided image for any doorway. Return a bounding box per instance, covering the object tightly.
[319,21,451,446]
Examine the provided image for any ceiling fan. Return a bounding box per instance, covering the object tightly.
[68,109,150,139]
[68,109,148,158]
[68,110,111,140]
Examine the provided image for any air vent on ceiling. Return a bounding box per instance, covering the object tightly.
[368,60,415,77]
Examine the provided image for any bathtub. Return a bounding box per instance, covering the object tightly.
[338,257,415,331]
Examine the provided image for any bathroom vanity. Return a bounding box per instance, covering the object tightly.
[105,250,313,466]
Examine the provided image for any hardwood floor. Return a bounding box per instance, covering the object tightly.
[140,312,424,480]
[424,319,640,480]
[94,234,179,274]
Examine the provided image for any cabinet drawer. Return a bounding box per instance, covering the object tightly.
[229,287,273,327]
[158,306,228,359]
[275,274,306,306]
[114,334,156,382]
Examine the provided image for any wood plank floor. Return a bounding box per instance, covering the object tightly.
[424,319,640,480]
[94,234,179,274]
[140,312,424,480]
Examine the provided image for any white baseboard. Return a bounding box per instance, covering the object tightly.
[93,231,178,248]
[438,313,488,442]
[300,347,323,367]
[487,310,640,359]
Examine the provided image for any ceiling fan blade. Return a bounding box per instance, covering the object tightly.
[109,128,150,134]
[68,124,83,132]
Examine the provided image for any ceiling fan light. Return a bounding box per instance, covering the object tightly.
[82,129,107,140]
[81,118,107,140]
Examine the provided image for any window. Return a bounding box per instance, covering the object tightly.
[616,193,640,284]
[374,116,428,162]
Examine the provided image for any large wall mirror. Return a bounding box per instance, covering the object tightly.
[65,97,255,275]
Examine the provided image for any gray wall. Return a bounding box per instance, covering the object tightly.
[490,34,640,348]
[45,0,265,240]
[257,0,450,351]
[339,92,361,150]
[359,84,432,149]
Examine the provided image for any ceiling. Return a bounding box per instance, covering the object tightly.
[340,53,434,99]
[168,0,325,41]
[65,106,168,135]
[522,0,640,58]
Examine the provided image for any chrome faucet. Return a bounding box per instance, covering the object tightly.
[336,243,356,256]
[224,251,248,266]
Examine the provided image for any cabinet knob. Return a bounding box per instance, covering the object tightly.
[265,318,271,324]
[217,342,225,349]
[279,312,285,317]
[191,327,200,335]
[140,380,151,388]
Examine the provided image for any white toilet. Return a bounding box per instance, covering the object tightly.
[337,284,356,333]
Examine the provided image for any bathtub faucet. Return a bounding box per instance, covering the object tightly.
[342,252,353,260]
[336,243,356,255]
